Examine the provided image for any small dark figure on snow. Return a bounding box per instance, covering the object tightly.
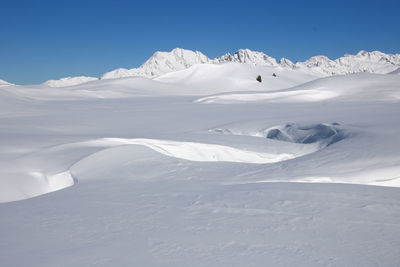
[272,73,277,77]
[256,75,262,83]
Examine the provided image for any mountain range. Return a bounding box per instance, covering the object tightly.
[2,48,400,87]
[100,48,400,81]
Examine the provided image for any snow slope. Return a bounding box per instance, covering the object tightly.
[196,73,400,103]
[155,63,321,94]
[0,61,400,266]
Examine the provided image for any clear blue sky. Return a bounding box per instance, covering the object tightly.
[1,0,399,84]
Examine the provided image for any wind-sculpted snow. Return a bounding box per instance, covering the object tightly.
[0,137,301,203]
[265,123,345,147]
[211,123,346,148]
[1,62,400,266]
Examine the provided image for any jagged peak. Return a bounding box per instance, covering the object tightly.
[279,58,295,68]
[214,48,278,66]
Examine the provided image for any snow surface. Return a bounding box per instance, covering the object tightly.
[0,56,400,266]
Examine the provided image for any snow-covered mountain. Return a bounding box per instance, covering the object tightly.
[22,48,400,87]
[101,48,210,80]
[297,50,400,75]
[100,48,400,81]
[44,76,98,87]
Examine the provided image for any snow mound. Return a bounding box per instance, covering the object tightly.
[265,123,345,147]
[156,63,321,93]
[195,73,400,104]
[44,76,98,87]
